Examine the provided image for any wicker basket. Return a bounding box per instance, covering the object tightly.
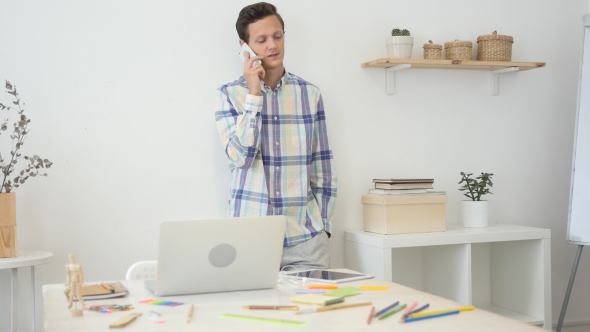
[444,40,472,60]
[477,30,513,61]
[423,40,442,60]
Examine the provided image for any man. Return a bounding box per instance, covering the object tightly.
[214,2,337,270]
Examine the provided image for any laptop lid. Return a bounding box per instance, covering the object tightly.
[152,216,286,296]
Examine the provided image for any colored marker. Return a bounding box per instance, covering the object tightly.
[379,303,407,320]
[403,310,459,323]
[374,301,399,317]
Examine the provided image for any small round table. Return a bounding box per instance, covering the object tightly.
[0,250,53,332]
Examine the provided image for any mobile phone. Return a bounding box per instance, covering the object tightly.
[239,43,262,67]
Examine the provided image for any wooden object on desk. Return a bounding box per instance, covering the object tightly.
[110,313,142,328]
[361,58,545,70]
[43,270,546,331]
[0,193,17,258]
[344,224,552,329]
[361,194,446,235]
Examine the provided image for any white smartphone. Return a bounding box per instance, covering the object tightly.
[281,270,374,284]
[239,42,262,67]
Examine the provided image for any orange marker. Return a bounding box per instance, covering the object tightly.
[305,284,338,289]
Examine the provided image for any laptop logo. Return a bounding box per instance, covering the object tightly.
[208,244,237,268]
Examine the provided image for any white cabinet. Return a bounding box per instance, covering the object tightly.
[344,223,551,329]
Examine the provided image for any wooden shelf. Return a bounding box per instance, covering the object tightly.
[362,58,545,71]
[361,58,546,95]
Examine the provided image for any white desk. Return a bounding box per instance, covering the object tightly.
[42,269,545,331]
[344,224,551,329]
[0,250,53,332]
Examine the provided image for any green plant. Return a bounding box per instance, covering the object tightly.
[0,80,52,193]
[391,29,410,36]
[458,172,494,201]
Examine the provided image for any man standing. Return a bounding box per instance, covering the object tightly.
[214,2,337,270]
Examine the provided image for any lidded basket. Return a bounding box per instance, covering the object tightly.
[477,30,513,61]
[423,40,442,60]
[444,40,472,60]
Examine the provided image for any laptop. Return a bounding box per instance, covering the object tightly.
[145,216,287,296]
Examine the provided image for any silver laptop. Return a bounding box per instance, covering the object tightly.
[145,216,287,296]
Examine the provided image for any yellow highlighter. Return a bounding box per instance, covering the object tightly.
[409,306,475,318]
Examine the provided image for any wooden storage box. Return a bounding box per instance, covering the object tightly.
[362,194,446,234]
[0,193,17,258]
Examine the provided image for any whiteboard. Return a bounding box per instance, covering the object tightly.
[568,14,590,245]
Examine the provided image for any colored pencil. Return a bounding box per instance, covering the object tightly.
[379,303,407,320]
[186,304,194,323]
[404,303,429,319]
[295,302,372,315]
[409,306,475,318]
[374,301,399,317]
[401,301,418,317]
[367,306,375,325]
[243,305,298,310]
[403,310,459,323]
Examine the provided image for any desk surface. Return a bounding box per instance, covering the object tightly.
[43,269,545,331]
[0,250,53,269]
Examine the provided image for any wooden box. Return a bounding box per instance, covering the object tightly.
[361,194,446,235]
[0,193,17,258]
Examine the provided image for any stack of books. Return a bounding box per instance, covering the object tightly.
[369,178,445,196]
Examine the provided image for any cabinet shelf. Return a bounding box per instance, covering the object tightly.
[361,58,546,95]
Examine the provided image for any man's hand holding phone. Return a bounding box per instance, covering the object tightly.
[244,51,265,96]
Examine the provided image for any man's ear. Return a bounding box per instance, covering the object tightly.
[239,39,245,47]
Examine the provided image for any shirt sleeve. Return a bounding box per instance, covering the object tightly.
[309,93,337,233]
[215,88,263,169]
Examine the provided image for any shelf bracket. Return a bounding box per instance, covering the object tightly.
[385,64,411,95]
[490,67,519,96]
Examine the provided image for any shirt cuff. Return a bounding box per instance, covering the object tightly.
[245,94,263,114]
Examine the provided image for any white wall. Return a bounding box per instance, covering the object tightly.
[0,0,588,329]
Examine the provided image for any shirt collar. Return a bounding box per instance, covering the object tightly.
[260,69,289,93]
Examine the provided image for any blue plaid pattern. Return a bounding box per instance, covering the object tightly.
[215,71,337,247]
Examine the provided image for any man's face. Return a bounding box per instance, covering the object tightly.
[243,15,285,70]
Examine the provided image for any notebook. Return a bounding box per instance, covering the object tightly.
[64,282,128,301]
[290,294,344,306]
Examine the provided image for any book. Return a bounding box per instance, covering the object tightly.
[289,294,345,306]
[64,282,129,301]
[372,178,434,184]
[375,182,433,190]
[368,189,446,196]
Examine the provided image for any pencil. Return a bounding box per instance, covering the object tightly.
[242,305,298,310]
[186,304,194,323]
[404,303,429,319]
[379,303,406,320]
[367,306,375,325]
[295,302,372,315]
[401,301,418,318]
[409,306,475,318]
[403,310,459,323]
[374,301,399,317]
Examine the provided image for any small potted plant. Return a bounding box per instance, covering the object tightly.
[458,172,494,228]
[385,28,414,59]
[0,80,52,258]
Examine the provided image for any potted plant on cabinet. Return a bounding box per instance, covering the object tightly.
[0,80,53,258]
[458,172,494,228]
[385,28,414,59]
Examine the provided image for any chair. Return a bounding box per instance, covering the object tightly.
[126,261,158,280]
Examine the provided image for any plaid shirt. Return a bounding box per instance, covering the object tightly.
[214,70,337,247]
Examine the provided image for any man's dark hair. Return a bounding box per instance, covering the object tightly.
[236,2,285,43]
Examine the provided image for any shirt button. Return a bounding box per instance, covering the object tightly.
[276,142,279,145]
[274,116,277,120]
[276,167,279,170]
[276,192,280,195]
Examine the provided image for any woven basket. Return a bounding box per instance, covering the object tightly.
[444,40,472,60]
[423,40,442,60]
[477,30,513,61]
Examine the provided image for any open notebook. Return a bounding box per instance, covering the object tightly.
[64,282,128,301]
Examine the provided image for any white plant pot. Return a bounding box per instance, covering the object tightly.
[461,200,489,228]
[385,36,414,59]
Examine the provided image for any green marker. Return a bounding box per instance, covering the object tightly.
[379,304,407,320]
[219,314,308,327]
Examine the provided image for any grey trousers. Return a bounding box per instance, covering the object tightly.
[280,231,330,271]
